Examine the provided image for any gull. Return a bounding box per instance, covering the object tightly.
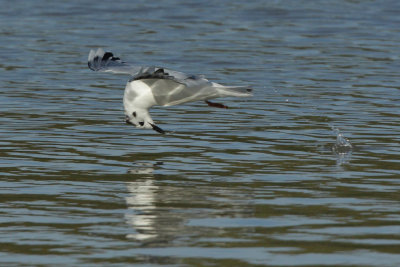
[88,48,252,134]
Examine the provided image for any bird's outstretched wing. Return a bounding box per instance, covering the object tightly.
[88,48,209,86]
[88,48,143,75]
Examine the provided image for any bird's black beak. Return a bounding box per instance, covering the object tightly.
[150,123,165,134]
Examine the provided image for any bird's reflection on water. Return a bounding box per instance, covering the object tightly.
[125,162,163,240]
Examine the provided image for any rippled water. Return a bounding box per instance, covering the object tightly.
[1,0,400,266]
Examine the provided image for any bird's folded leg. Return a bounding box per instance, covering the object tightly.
[150,123,165,134]
[205,100,229,109]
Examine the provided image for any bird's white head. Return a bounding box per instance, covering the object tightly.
[124,108,165,134]
[125,108,151,129]
[123,80,165,134]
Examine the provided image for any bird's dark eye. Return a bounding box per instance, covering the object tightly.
[132,111,137,117]
[139,121,144,126]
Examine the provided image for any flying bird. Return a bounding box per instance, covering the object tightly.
[88,48,252,134]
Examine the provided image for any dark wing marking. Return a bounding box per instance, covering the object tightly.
[130,68,180,82]
[130,67,211,88]
[88,49,125,71]
[88,48,142,75]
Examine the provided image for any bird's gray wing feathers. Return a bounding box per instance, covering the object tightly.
[88,48,209,86]
[136,78,217,106]
[131,67,209,86]
[88,48,142,75]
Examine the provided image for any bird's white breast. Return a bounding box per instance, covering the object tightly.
[123,80,157,112]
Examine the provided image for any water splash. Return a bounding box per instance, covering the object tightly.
[331,127,353,154]
[331,126,353,165]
